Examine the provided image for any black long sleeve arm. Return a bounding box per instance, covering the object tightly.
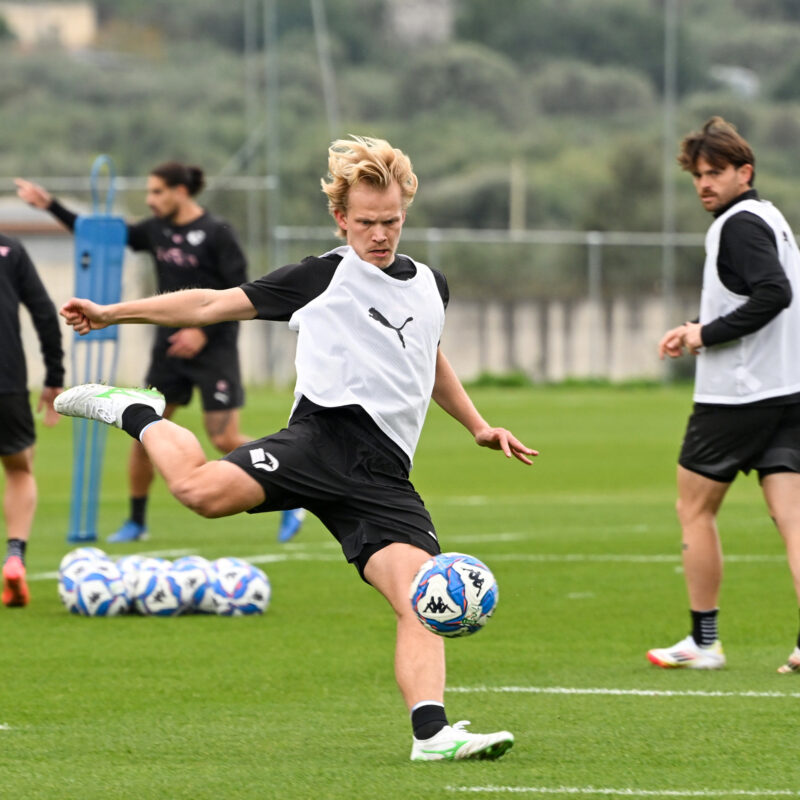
[702,210,792,347]
[47,199,78,232]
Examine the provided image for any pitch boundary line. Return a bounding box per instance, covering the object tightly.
[29,549,786,583]
[485,553,785,564]
[445,786,800,797]
[448,686,800,699]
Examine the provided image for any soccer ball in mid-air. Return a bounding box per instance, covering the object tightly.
[74,561,129,617]
[132,568,186,616]
[209,558,271,616]
[409,552,499,637]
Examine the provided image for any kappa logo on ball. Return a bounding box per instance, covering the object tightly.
[249,447,279,472]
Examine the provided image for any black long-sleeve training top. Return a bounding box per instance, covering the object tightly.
[0,233,64,392]
[701,189,793,347]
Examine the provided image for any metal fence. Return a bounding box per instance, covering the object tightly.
[2,179,710,383]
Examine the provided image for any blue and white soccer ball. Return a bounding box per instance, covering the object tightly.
[409,552,499,638]
[59,546,108,573]
[170,557,214,612]
[58,558,97,613]
[58,547,110,613]
[117,555,171,599]
[172,555,211,569]
[209,558,270,616]
[74,560,129,617]
[132,568,186,616]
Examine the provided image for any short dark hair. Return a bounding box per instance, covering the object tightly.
[678,116,756,185]
[149,162,205,196]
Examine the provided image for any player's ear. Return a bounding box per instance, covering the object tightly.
[333,208,347,231]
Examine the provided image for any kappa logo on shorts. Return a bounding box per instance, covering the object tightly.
[249,447,279,472]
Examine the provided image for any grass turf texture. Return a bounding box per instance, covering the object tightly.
[2,383,799,799]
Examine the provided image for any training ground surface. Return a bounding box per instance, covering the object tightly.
[2,384,799,799]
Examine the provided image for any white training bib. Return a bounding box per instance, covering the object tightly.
[695,199,800,404]
[288,245,445,461]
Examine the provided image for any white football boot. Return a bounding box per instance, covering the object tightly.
[777,646,800,674]
[647,635,725,669]
[55,384,165,428]
[410,720,514,761]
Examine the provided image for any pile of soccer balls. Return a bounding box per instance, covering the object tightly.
[409,551,499,637]
[57,547,270,617]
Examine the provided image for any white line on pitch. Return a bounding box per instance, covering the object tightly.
[438,493,665,506]
[448,686,800,699]
[28,550,343,581]
[448,533,530,543]
[140,548,196,558]
[485,553,786,564]
[28,549,786,583]
[446,786,800,797]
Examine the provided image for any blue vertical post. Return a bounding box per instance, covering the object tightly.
[67,155,127,543]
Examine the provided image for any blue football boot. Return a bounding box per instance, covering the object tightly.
[108,519,149,543]
[277,508,306,543]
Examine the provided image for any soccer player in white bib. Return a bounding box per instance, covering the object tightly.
[648,117,800,674]
[55,136,537,760]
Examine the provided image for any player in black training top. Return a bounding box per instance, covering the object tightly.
[16,165,305,544]
[0,233,64,607]
[54,136,536,761]
[649,117,800,674]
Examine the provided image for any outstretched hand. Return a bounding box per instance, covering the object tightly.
[15,178,52,210]
[475,426,538,465]
[60,297,109,335]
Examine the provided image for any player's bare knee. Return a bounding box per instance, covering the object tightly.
[676,496,713,528]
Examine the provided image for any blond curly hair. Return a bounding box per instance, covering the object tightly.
[321,136,418,236]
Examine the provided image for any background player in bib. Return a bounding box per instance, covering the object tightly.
[55,135,536,760]
[649,117,800,674]
[16,165,304,544]
[0,234,64,607]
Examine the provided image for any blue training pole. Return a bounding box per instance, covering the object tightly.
[66,155,127,543]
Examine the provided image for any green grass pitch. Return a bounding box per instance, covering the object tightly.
[1,384,799,799]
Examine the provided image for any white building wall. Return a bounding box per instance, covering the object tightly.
[18,260,694,391]
[0,2,97,49]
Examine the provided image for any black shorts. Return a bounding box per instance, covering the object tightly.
[223,408,441,580]
[146,344,244,412]
[679,401,800,482]
[0,393,35,456]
